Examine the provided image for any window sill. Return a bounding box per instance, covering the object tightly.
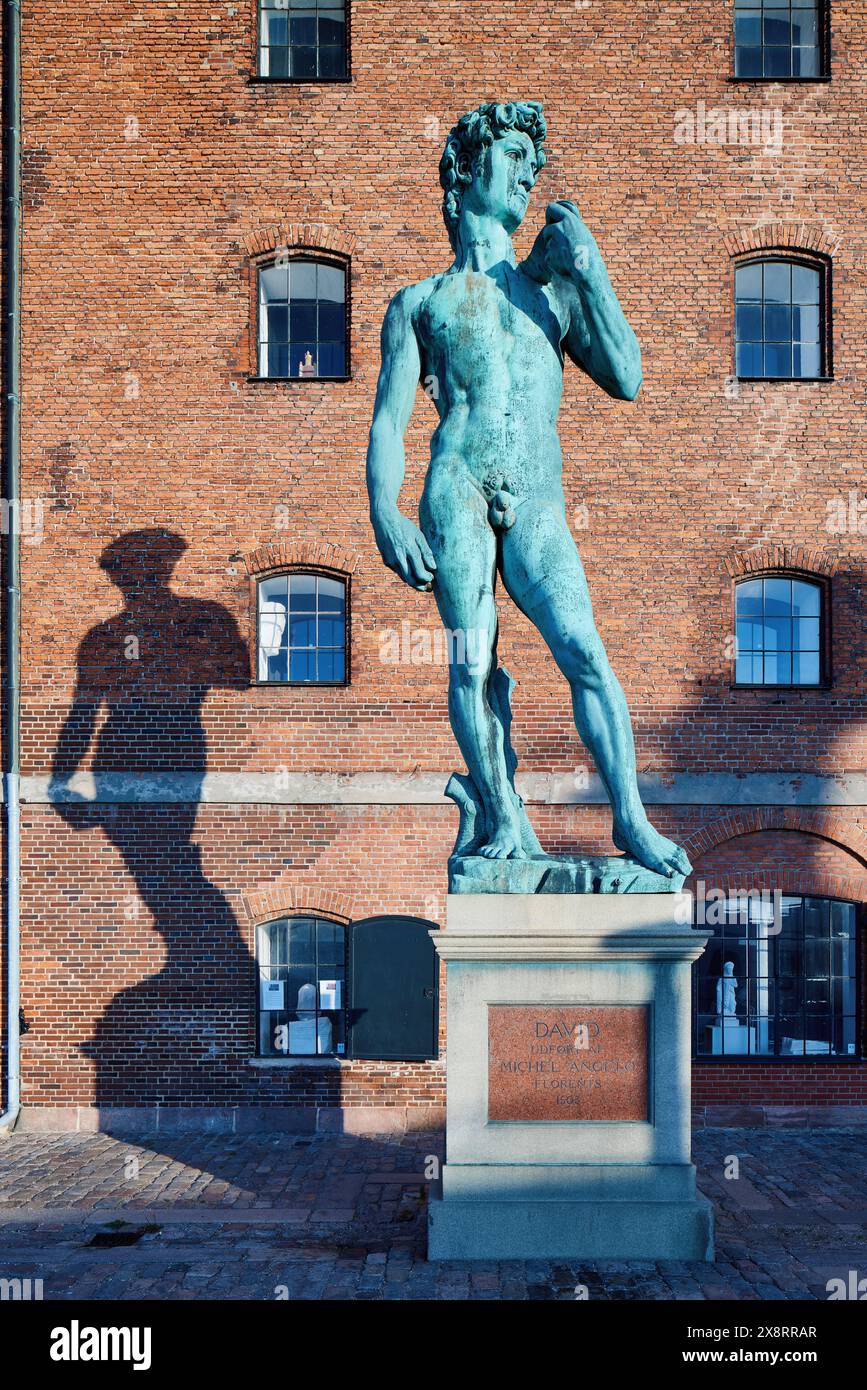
[248,76,352,86]
[730,682,830,692]
[246,375,352,385]
[253,680,349,688]
[249,1056,345,1069]
[735,376,833,384]
[727,75,831,84]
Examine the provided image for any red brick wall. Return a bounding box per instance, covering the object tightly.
[5,1,867,1116]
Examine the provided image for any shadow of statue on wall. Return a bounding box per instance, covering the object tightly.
[49,528,258,1107]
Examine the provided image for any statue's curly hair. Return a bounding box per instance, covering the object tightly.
[439,101,547,249]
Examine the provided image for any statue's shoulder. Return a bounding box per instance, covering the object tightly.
[390,273,443,319]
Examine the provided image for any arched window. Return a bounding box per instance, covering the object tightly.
[257,571,347,684]
[694,894,858,1058]
[258,256,348,380]
[734,0,827,80]
[735,257,828,380]
[734,574,825,686]
[257,915,439,1060]
[257,1,348,80]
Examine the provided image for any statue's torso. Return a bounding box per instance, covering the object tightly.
[413,265,567,502]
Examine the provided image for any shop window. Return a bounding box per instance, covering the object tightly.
[257,915,439,1060]
[694,894,858,1058]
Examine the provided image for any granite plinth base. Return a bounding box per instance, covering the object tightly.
[427,892,714,1262]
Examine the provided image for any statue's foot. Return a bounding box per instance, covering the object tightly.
[612,812,692,879]
[477,817,526,860]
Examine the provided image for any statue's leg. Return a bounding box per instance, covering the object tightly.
[499,497,691,878]
[420,463,525,860]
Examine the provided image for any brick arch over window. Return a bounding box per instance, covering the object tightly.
[243,224,357,263]
[242,884,353,928]
[723,226,838,260]
[240,225,356,378]
[244,541,360,579]
[723,546,839,580]
[683,811,867,903]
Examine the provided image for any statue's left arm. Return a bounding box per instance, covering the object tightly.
[523,200,642,402]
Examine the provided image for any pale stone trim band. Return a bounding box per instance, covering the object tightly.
[13,771,867,806]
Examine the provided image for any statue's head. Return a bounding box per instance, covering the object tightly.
[440,101,547,248]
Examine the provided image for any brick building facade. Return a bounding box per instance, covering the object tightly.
[2,0,866,1132]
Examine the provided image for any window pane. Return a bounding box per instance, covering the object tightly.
[793,45,820,76]
[792,303,820,341]
[736,263,763,299]
[763,342,792,377]
[289,303,317,340]
[764,45,793,76]
[793,616,820,650]
[290,649,316,681]
[266,344,289,377]
[791,579,820,617]
[318,44,345,77]
[793,342,821,377]
[260,264,289,301]
[289,574,316,610]
[736,303,763,340]
[735,46,763,77]
[735,13,761,44]
[736,578,763,616]
[290,614,316,647]
[792,263,820,303]
[763,15,792,44]
[792,650,820,684]
[318,577,345,612]
[290,15,317,45]
[735,651,760,683]
[289,261,317,299]
[763,576,792,612]
[292,46,317,78]
[764,302,791,341]
[317,264,345,303]
[791,9,818,45]
[736,341,762,377]
[763,262,791,301]
[763,649,792,683]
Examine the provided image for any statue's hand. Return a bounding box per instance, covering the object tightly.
[523,200,600,287]
[372,507,437,592]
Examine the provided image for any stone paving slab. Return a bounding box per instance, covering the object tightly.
[0,1127,864,1300]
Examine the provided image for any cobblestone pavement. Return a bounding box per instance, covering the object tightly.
[0,1127,864,1300]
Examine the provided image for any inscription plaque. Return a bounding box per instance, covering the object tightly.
[488,1005,648,1122]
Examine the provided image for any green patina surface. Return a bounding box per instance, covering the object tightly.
[366,102,692,891]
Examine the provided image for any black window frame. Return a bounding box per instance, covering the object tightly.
[731,0,831,83]
[253,567,350,687]
[731,570,831,690]
[255,913,440,1061]
[733,253,832,383]
[252,0,352,84]
[254,252,351,384]
[692,894,862,1063]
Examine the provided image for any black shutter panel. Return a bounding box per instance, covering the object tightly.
[348,916,439,1061]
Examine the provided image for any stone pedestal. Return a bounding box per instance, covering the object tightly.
[427,893,714,1261]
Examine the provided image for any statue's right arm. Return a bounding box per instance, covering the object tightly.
[366,288,438,592]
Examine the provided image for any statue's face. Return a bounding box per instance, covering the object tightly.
[463,130,539,232]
